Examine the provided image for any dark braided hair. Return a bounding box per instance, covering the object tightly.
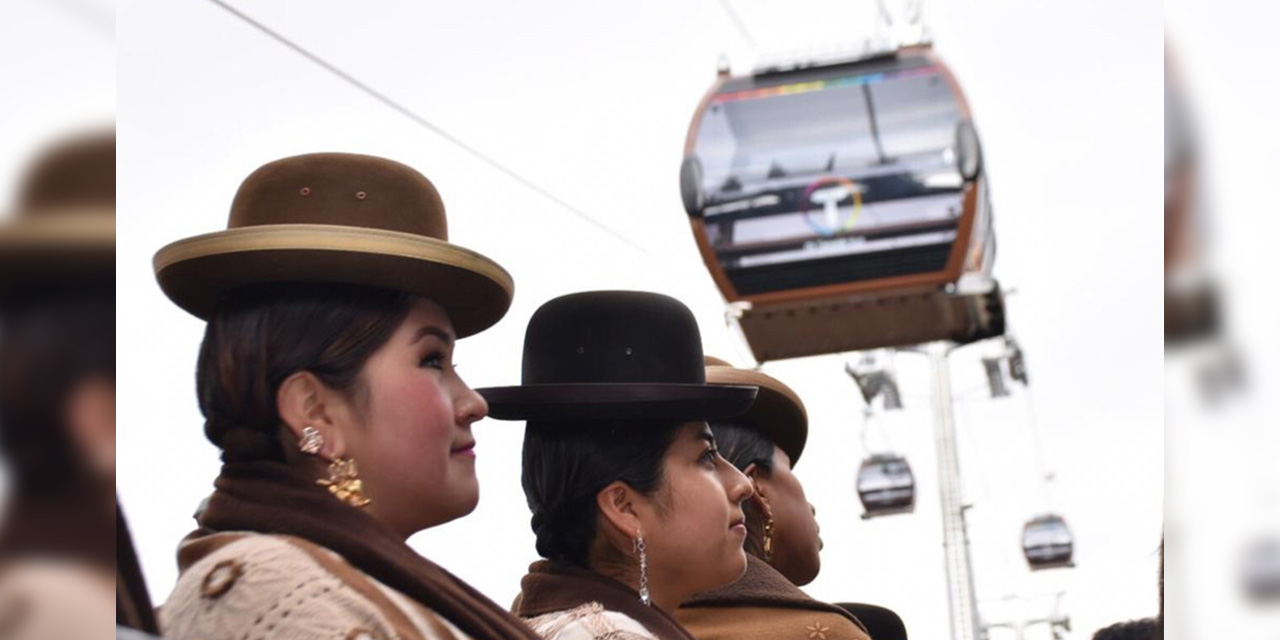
[522,420,683,566]
[710,420,776,475]
[196,283,413,462]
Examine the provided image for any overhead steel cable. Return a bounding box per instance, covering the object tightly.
[204,0,651,256]
[715,0,758,50]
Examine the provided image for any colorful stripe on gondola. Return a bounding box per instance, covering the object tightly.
[711,64,940,104]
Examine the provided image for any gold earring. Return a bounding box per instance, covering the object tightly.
[751,478,775,563]
[317,458,371,508]
[762,501,776,563]
[763,517,775,562]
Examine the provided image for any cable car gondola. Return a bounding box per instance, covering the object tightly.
[857,453,916,518]
[682,45,1003,363]
[1021,514,1074,570]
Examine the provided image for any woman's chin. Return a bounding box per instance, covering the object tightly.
[722,547,749,584]
[792,558,821,587]
[456,483,481,517]
[420,482,480,528]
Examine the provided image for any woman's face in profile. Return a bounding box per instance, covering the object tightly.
[639,422,754,598]
[756,446,823,586]
[339,297,490,536]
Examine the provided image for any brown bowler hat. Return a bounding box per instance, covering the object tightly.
[0,130,115,285]
[154,153,513,337]
[704,356,808,466]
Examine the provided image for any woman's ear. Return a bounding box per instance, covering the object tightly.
[596,481,645,540]
[744,462,770,502]
[277,371,347,460]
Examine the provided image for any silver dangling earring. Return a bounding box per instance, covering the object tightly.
[634,533,651,606]
[299,426,324,455]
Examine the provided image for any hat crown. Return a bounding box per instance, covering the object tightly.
[522,291,707,386]
[16,131,115,216]
[227,153,448,240]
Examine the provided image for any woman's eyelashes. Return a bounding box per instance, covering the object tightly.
[419,350,449,370]
[700,445,719,466]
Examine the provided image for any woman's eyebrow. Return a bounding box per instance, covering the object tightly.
[410,325,455,346]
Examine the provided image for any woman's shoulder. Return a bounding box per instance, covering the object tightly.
[162,531,470,640]
[523,602,657,640]
[0,558,115,640]
[678,604,870,640]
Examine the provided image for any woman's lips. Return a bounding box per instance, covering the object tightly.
[451,442,476,457]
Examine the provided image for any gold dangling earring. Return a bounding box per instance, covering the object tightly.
[762,502,776,563]
[317,457,372,508]
[751,478,775,563]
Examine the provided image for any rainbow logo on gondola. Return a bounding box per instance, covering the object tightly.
[801,177,863,238]
[710,64,940,104]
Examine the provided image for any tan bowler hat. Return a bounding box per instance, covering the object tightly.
[705,356,808,465]
[0,131,115,287]
[154,152,513,337]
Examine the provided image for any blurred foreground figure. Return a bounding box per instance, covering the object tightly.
[0,132,141,639]
[1163,34,1279,640]
[1164,46,1214,346]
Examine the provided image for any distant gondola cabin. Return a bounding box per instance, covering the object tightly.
[1021,514,1075,570]
[857,454,916,518]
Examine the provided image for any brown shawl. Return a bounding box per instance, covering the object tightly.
[515,560,697,640]
[194,460,541,640]
[682,555,868,632]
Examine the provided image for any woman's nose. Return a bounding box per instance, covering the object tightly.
[723,462,753,503]
[454,379,489,426]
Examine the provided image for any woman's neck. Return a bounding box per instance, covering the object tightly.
[590,558,684,614]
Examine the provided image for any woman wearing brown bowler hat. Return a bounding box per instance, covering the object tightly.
[477,291,758,640]
[156,153,541,640]
[675,358,882,640]
[0,132,133,639]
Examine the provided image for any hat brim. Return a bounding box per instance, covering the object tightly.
[154,224,513,338]
[478,383,758,422]
[705,367,808,466]
[0,209,115,290]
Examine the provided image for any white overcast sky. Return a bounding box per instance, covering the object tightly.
[4,1,1178,639]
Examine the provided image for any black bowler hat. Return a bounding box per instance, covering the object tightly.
[478,291,757,421]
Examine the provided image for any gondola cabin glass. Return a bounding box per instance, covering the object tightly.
[682,47,1005,361]
[857,454,916,518]
[1021,515,1075,570]
[689,55,971,297]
